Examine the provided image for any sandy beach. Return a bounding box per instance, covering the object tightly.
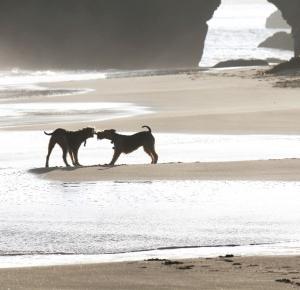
[31,159,300,182]
[1,256,300,290]
[8,67,300,134]
[2,67,300,289]
[20,67,300,182]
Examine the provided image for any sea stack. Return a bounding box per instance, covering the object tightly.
[268,0,300,57]
[0,0,220,70]
[266,10,290,29]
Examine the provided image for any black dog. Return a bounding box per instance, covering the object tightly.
[44,127,95,167]
[96,126,158,165]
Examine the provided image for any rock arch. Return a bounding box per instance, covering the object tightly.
[0,0,220,69]
[0,0,298,69]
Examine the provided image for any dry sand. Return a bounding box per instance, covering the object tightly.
[3,68,300,289]
[1,256,300,290]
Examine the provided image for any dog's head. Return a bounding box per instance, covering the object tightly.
[82,127,95,138]
[96,129,116,140]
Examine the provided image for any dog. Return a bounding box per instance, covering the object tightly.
[96,126,158,165]
[44,127,95,167]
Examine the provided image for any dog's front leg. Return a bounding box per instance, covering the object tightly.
[69,150,76,166]
[109,150,121,166]
[63,149,71,167]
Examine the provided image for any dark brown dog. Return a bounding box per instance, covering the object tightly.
[96,126,158,165]
[44,127,95,167]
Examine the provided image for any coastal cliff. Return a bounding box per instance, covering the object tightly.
[268,0,300,57]
[0,0,220,70]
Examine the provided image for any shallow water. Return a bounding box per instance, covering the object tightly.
[1,131,300,267]
[0,70,107,104]
[0,102,151,128]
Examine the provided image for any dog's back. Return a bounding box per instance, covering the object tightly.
[44,128,67,137]
[115,126,155,154]
[96,125,158,165]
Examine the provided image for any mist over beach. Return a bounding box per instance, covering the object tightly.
[1,0,300,289]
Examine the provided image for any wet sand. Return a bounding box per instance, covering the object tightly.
[31,159,300,182]
[1,256,300,290]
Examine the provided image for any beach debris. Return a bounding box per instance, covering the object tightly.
[177,265,195,270]
[274,79,300,88]
[145,258,183,266]
[223,259,234,263]
[275,278,300,287]
[145,258,168,262]
[219,254,235,263]
[219,254,234,258]
[213,59,268,68]
[163,260,184,266]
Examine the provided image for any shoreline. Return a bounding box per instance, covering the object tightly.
[1,241,300,270]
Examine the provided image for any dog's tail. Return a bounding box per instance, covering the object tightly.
[142,125,152,133]
[44,131,53,136]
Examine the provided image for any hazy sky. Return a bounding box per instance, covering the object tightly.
[221,0,274,4]
[208,0,277,29]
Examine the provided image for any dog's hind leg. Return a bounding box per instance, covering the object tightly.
[144,145,158,164]
[143,147,155,164]
[73,148,82,166]
[45,139,56,167]
[151,149,158,164]
[109,150,121,166]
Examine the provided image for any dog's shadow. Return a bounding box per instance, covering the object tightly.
[29,164,124,175]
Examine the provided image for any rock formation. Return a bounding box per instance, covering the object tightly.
[266,10,290,29]
[213,59,269,68]
[268,0,300,57]
[259,32,293,51]
[0,0,220,70]
[0,1,298,70]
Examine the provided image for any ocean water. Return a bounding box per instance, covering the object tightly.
[0,69,106,102]
[0,131,300,267]
[201,0,293,66]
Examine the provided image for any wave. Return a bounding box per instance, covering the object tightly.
[0,242,285,257]
[0,69,106,101]
[0,69,106,88]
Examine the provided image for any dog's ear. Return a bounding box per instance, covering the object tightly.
[111,129,116,133]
